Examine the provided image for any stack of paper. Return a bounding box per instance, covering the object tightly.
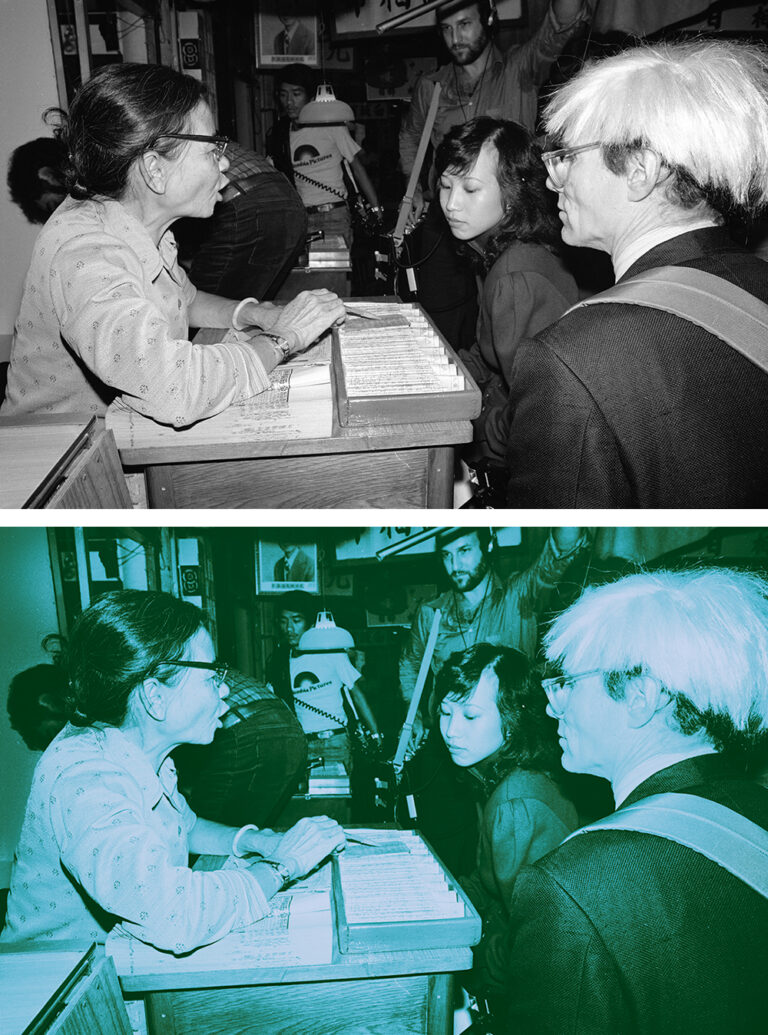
[106,867,334,976]
[337,832,463,924]
[308,762,350,797]
[308,234,350,269]
[106,343,334,451]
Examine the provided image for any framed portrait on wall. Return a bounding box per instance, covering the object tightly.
[257,1,319,67]
[257,539,319,593]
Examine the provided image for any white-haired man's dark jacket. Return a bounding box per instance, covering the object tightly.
[502,226,768,507]
[488,754,768,1033]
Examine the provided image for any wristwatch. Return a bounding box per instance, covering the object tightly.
[260,858,293,888]
[260,331,292,362]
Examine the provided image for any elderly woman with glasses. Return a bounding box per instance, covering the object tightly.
[1,63,345,428]
[0,590,345,954]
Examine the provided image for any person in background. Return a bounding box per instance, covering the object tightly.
[6,136,67,224]
[266,63,316,185]
[434,643,577,1014]
[399,526,587,875]
[398,0,589,348]
[435,117,578,496]
[270,64,381,248]
[502,37,768,507]
[172,668,308,830]
[7,656,69,752]
[491,567,768,1032]
[289,613,380,776]
[265,590,318,712]
[0,590,344,953]
[1,63,345,428]
[172,139,307,302]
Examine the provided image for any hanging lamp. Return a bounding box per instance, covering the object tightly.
[296,15,354,126]
[297,610,355,653]
[296,83,354,126]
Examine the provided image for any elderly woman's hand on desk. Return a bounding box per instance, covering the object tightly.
[244,290,346,359]
[243,816,346,882]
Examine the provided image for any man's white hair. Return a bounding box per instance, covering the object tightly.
[544,38,768,213]
[544,567,768,733]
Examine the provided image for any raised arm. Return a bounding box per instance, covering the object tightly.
[507,526,588,617]
[511,0,591,88]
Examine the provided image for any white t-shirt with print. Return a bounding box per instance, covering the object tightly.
[289,125,360,207]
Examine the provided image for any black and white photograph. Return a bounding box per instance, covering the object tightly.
[1,524,768,1034]
[257,1,318,67]
[3,0,768,1033]
[4,1,768,510]
[257,538,319,592]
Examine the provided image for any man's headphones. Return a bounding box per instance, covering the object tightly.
[473,528,497,554]
[438,1,497,31]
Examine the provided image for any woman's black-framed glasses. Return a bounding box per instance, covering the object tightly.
[157,658,229,688]
[157,133,230,161]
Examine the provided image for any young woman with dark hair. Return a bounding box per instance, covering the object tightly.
[1,590,344,952]
[434,643,577,999]
[435,117,579,476]
[1,63,344,427]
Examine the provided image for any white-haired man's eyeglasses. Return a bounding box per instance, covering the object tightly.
[541,142,601,190]
[541,667,604,699]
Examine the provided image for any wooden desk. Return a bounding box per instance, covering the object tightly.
[111,849,476,1035]
[108,328,474,509]
[0,415,132,509]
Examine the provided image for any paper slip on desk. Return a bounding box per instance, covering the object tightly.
[106,346,334,453]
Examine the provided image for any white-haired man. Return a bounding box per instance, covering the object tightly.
[501,38,768,507]
[487,567,768,1032]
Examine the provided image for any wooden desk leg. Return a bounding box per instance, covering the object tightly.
[144,466,178,508]
[426,447,455,508]
[144,991,180,1035]
[426,973,455,1035]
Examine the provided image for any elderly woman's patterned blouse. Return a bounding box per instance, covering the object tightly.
[1,196,270,427]
[0,724,270,953]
